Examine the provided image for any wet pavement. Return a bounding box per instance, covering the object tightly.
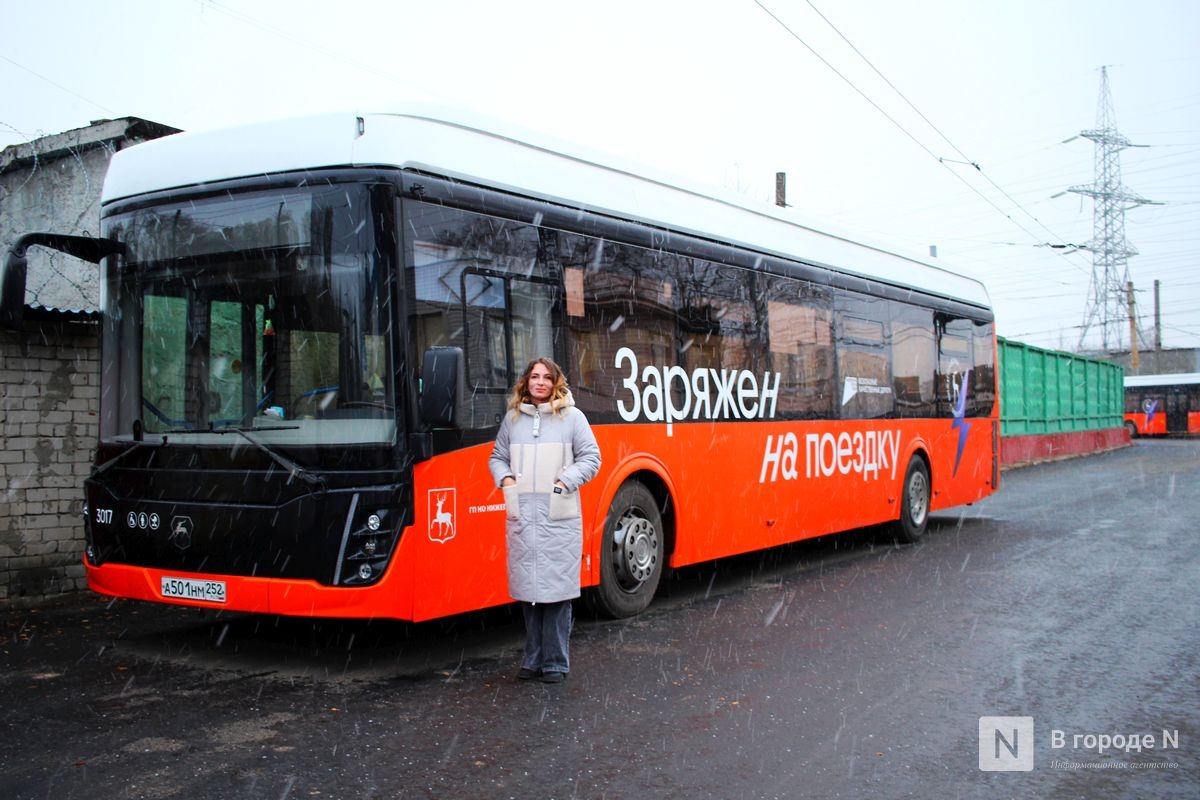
[3,439,1198,799]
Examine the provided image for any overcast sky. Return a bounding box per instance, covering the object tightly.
[3,0,1198,352]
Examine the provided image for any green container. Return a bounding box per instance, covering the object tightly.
[998,337,1124,436]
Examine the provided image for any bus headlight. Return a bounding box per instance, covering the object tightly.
[337,506,403,586]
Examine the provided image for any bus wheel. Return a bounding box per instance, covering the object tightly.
[1125,421,1138,439]
[892,456,930,544]
[590,481,664,618]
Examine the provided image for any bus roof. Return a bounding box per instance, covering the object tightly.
[101,108,992,310]
[1125,372,1200,387]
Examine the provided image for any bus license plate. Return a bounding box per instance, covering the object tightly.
[161,576,227,604]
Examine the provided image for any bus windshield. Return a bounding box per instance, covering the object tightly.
[100,182,395,448]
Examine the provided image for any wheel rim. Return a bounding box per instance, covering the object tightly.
[611,509,659,592]
[908,469,929,526]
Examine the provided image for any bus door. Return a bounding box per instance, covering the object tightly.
[1166,390,1188,434]
[405,268,559,619]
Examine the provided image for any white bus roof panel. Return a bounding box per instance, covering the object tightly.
[1125,372,1200,387]
[102,110,991,310]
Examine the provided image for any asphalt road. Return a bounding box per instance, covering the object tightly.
[3,439,1197,799]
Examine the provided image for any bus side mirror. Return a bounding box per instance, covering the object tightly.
[420,346,466,428]
[1,233,125,330]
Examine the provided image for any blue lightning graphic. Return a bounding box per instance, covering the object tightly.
[951,369,971,478]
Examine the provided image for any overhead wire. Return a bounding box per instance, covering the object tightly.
[753,0,1094,276]
[196,0,407,86]
[0,53,117,118]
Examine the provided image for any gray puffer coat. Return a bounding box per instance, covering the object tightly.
[488,392,601,603]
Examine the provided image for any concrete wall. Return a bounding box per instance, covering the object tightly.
[1,118,177,607]
[1097,348,1200,377]
[1,118,179,313]
[0,140,108,312]
[0,314,100,605]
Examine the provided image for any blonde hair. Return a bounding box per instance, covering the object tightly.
[508,357,570,415]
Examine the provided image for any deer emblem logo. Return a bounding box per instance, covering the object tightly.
[169,515,193,551]
[428,489,456,543]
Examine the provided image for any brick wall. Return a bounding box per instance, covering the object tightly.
[0,316,99,606]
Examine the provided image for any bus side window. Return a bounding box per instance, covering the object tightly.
[765,276,833,420]
[836,293,891,420]
[562,237,674,418]
[973,320,996,417]
[671,256,765,418]
[936,314,974,418]
[405,202,550,430]
[890,303,935,418]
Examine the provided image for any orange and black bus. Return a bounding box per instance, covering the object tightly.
[1124,372,1200,436]
[1,110,998,620]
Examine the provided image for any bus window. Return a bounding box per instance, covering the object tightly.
[285,329,340,418]
[890,303,935,418]
[207,300,262,426]
[562,235,676,418]
[766,277,833,419]
[406,202,550,429]
[973,320,997,417]
[510,277,555,373]
[937,315,974,418]
[142,294,187,429]
[836,294,892,420]
[670,255,765,418]
[461,270,508,391]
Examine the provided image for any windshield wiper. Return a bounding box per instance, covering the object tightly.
[212,425,300,433]
[102,424,325,490]
[91,440,158,480]
[210,425,326,490]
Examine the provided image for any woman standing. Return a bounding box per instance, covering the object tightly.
[489,357,601,684]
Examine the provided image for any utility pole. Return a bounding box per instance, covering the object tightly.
[1127,281,1139,371]
[1068,66,1161,352]
[775,172,787,208]
[1154,279,1162,350]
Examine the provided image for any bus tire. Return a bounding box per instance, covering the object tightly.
[588,481,664,618]
[892,456,930,544]
[1125,420,1138,439]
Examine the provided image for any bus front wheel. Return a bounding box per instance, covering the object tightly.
[892,456,930,544]
[588,481,664,618]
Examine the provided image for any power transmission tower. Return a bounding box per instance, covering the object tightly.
[1068,66,1160,352]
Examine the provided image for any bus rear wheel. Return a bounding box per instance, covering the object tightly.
[588,481,664,618]
[892,456,930,544]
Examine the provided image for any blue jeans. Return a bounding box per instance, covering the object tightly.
[520,600,572,675]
